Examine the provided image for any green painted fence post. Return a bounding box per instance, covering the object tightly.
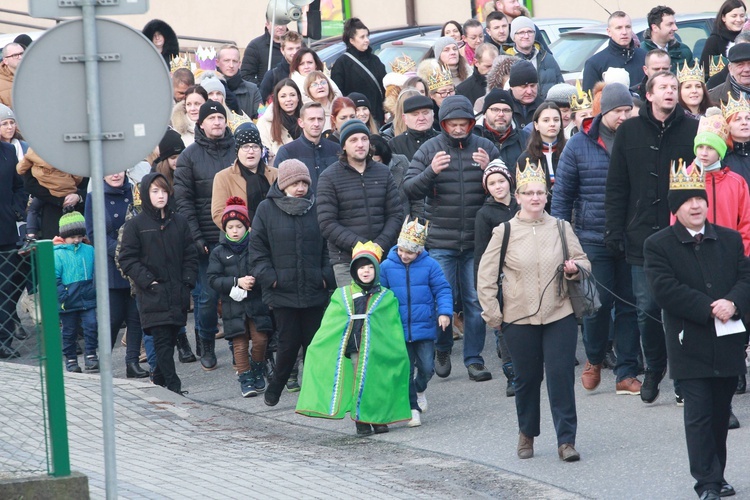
[35,240,70,477]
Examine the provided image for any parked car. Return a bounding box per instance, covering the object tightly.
[550,13,715,82]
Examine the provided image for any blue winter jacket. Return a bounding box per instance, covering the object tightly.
[54,242,96,312]
[380,247,453,342]
[550,115,610,246]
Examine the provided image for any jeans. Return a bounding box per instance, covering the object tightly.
[407,339,435,411]
[631,265,667,373]
[109,288,144,364]
[430,248,486,366]
[192,245,219,341]
[146,325,181,393]
[143,334,157,370]
[60,308,98,359]
[581,244,640,381]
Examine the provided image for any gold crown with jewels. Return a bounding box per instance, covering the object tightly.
[398,217,429,252]
[352,241,383,263]
[516,157,547,189]
[710,55,728,77]
[169,54,191,73]
[570,80,592,112]
[228,111,253,133]
[721,91,750,119]
[427,65,453,91]
[390,54,416,74]
[669,158,705,191]
[677,58,704,83]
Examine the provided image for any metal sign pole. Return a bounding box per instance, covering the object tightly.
[267,0,279,72]
[81,1,118,498]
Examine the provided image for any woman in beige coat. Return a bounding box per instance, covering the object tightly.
[477,160,590,463]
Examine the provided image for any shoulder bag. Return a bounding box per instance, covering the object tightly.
[556,219,600,320]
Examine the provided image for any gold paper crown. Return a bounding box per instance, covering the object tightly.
[697,106,729,141]
[570,80,592,112]
[397,217,429,252]
[516,158,547,189]
[677,58,704,84]
[710,55,728,77]
[170,54,191,73]
[228,110,253,133]
[390,54,416,74]
[427,65,453,92]
[352,241,383,263]
[721,91,750,119]
[669,159,705,191]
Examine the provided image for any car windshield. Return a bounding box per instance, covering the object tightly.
[550,34,607,73]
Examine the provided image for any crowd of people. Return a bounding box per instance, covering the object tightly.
[2,1,750,497]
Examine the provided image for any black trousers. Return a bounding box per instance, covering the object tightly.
[504,314,578,446]
[680,376,737,496]
[267,306,326,396]
[146,325,181,394]
[109,288,144,364]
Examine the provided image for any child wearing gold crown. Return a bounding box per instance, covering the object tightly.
[296,241,412,436]
[380,217,453,427]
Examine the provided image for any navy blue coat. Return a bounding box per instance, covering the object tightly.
[380,247,453,342]
[551,115,610,246]
[582,39,646,93]
[274,135,341,193]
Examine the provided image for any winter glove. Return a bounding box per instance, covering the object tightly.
[229,285,247,302]
[605,238,625,259]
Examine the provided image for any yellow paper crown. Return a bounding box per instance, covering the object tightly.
[427,65,453,92]
[227,110,253,133]
[670,159,705,191]
[721,91,750,119]
[352,241,383,263]
[170,54,191,73]
[398,217,429,252]
[391,54,416,74]
[570,80,592,112]
[710,55,728,77]
[516,158,546,189]
[677,58,704,84]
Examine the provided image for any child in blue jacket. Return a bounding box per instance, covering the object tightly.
[380,217,452,427]
[54,208,98,373]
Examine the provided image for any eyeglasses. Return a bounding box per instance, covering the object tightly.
[488,107,513,114]
[310,80,329,89]
[520,191,547,198]
[434,88,456,98]
[515,30,535,38]
[4,52,23,60]
[240,144,261,152]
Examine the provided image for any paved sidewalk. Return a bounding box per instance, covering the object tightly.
[1,362,581,499]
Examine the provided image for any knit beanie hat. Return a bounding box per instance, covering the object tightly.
[277,159,311,190]
[508,60,538,87]
[482,159,515,193]
[348,92,371,110]
[668,187,708,215]
[199,75,226,98]
[0,103,14,121]
[157,128,185,163]
[694,107,729,159]
[403,95,434,113]
[546,83,577,108]
[221,196,251,230]
[602,67,630,87]
[600,83,633,116]
[339,119,370,145]
[510,16,535,39]
[234,122,263,154]
[433,36,458,58]
[197,100,227,125]
[667,160,708,215]
[483,88,514,114]
[59,207,86,238]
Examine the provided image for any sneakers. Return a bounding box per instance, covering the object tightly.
[517,432,534,459]
[467,363,492,382]
[239,371,256,398]
[416,391,427,412]
[65,358,82,373]
[408,409,422,427]
[18,236,36,256]
[581,362,602,391]
[84,354,99,373]
[615,377,642,395]
[251,360,266,394]
[558,443,580,462]
[675,389,684,407]
[286,377,301,392]
[640,368,665,404]
[435,350,451,378]
[355,422,373,437]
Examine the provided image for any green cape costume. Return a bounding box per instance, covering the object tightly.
[295,284,412,424]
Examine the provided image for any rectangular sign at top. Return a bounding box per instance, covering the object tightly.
[29,0,149,18]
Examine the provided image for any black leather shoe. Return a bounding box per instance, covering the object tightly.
[355,422,373,437]
[264,389,280,407]
[126,362,149,378]
[719,481,736,497]
[372,424,389,434]
[700,490,721,500]
[0,346,20,359]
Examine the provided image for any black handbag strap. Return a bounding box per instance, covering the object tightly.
[556,218,569,262]
[499,221,511,272]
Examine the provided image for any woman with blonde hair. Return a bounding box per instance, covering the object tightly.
[304,70,338,129]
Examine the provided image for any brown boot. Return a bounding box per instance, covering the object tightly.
[558,443,580,462]
[517,432,534,459]
[581,361,602,391]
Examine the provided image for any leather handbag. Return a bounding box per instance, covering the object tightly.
[556,219,601,320]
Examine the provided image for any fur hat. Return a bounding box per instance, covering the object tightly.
[221,196,251,230]
[277,159,311,190]
[59,207,86,238]
[485,55,520,92]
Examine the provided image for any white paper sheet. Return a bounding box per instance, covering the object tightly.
[715,318,746,337]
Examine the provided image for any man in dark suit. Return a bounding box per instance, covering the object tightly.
[644,162,750,500]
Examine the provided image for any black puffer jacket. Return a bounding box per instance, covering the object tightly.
[206,236,273,339]
[117,173,198,330]
[725,140,750,187]
[248,183,334,308]
[330,46,387,124]
[455,68,487,107]
[604,105,699,265]
[316,158,404,265]
[174,126,235,249]
[240,30,283,85]
[403,96,499,251]
[388,127,438,161]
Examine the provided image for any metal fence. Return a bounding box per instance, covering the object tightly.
[0,241,69,480]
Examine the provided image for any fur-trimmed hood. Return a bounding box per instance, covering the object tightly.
[142,19,180,66]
